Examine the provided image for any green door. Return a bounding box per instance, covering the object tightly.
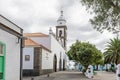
[0,42,5,80]
[0,56,4,79]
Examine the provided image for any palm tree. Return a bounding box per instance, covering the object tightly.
[104,37,120,64]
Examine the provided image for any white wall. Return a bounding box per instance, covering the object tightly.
[50,35,66,69]
[23,47,34,69]
[0,29,20,80]
[39,34,66,70]
[26,34,66,70]
[31,37,51,50]
[41,49,53,69]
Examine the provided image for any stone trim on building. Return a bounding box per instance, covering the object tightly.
[23,69,39,76]
[40,69,53,75]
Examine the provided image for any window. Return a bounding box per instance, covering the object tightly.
[0,44,4,55]
[59,30,62,37]
[25,55,30,61]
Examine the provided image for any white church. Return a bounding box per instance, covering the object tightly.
[22,10,68,76]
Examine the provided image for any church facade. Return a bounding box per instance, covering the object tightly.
[22,10,68,76]
[0,15,23,80]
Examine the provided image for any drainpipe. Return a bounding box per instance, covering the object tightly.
[20,29,23,80]
[19,29,27,80]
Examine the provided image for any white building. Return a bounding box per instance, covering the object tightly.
[23,37,52,76]
[0,15,23,80]
[22,10,68,76]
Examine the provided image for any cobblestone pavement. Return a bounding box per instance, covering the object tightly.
[23,71,116,80]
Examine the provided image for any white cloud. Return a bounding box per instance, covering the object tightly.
[0,0,117,52]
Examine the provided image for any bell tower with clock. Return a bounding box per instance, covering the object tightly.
[56,10,67,49]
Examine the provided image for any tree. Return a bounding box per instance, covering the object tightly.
[93,50,104,69]
[80,0,120,33]
[67,40,103,70]
[104,37,120,64]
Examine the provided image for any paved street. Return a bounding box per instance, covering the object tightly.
[23,71,116,80]
[94,71,116,80]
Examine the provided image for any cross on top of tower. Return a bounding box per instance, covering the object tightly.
[61,10,63,16]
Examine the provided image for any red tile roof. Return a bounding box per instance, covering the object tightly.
[24,33,48,37]
[25,38,51,52]
[25,38,40,47]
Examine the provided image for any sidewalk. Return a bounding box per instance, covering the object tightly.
[23,71,91,80]
[23,71,116,80]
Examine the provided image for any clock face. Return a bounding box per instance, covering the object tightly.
[58,28,64,37]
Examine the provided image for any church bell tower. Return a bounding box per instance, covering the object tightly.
[56,10,67,49]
